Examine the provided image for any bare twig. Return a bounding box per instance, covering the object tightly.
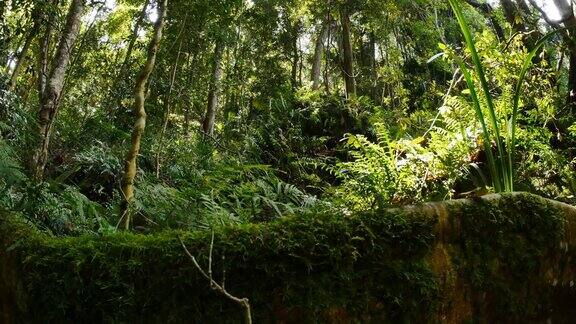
[179,235,252,324]
[423,68,463,138]
[208,230,214,288]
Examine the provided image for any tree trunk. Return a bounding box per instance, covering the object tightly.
[155,37,183,178]
[0,0,8,68]
[31,0,85,180]
[464,0,505,40]
[551,0,576,106]
[202,40,224,136]
[119,0,151,77]
[311,21,328,90]
[340,7,356,98]
[500,0,526,32]
[8,26,38,91]
[105,0,150,115]
[120,0,167,230]
[37,0,59,106]
[291,21,301,90]
[369,31,378,99]
[568,47,576,107]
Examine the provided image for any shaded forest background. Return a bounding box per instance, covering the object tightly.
[1,0,576,235]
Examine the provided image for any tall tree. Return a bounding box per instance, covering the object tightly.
[530,0,576,106]
[290,20,302,89]
[8,24,38,90]
[202,40,224,136]
[32,0,86,179]
[340,5,356,98]
[553,0,576,106]
[120,0,168,230]
[106,0,151,115]
[0,0,8,68]
[311,20,328,90]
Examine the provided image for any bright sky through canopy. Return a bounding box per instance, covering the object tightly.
[489,0,561,21]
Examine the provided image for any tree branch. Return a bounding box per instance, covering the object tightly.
[179,235,252,324]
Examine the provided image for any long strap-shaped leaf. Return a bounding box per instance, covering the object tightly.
[449,0,509,191]
[508,29,563,189]
[454,56,502,192]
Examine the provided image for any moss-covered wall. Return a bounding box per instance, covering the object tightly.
[0,193,575,323]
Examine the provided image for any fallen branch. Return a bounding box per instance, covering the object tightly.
[179,233,252,324]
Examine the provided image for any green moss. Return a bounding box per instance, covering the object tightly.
[451,193,567,321]
[0,193,574,322]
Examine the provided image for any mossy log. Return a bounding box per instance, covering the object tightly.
[0,193,575,323]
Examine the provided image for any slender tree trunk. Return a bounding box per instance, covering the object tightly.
[463,0,505,40]
[105,0,150,114]
[37,0,59,105]
[183,51,198,138]
[155,38,183,178]
[32,0,85,180]
[57,3,105,109]
[120,0,168,230]
[500,0,526,32]
[369,31,378,99]
[291,21,301,89]
[551,0,576,106]
[567,48,576,107]
[324,20,332,95]
[202,40,224,136]
[8,26,38,91]
[340,7,356,98]
[0,0,8,68]
[311,21,328,90]
[119,0,150,78]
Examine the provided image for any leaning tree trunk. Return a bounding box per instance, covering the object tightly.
[0,0,8,68]
[368,31,378,100]
[119,0,151,76]
[202,40,224,136]
[36,0,58,106]
[8,25,38,91]
[311,21,328,90]
[105,0,150,115]
[31,0,85,180]
[340,7,356,98]
[290,21,301,90]
[500,0,526,33]
[120,0,167,230]
[463,0,505,40]
[155,36,184,178]
[551,0,576,106]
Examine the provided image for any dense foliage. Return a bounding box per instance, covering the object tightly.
[1,0,575,234]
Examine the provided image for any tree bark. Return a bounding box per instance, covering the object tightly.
[202,40,224,136]
[340,7,356,98]
[311,21,328,90]
[32,0,85,180]
[120,0,168,230]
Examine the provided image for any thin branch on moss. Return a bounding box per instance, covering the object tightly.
[179,235,252,324]
[208,230,214,288]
